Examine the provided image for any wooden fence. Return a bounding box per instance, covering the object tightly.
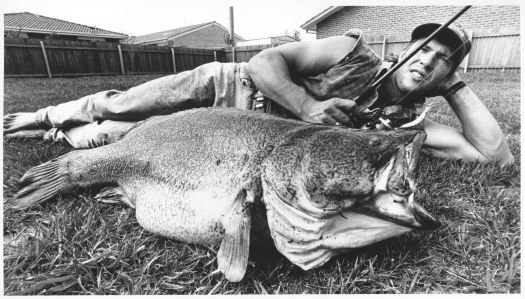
[4,30,520,78]
[4,37,229,78]
[225,44,273,63]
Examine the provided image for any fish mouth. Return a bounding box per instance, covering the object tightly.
[350,203,441,230]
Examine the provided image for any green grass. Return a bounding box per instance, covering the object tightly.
[3,71,520,294]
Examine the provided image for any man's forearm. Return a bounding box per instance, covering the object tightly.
[446,85,514,164]
[247,52,317,119]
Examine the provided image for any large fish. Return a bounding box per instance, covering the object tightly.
[10,107,440,282]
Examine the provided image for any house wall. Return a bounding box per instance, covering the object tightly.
[166,25,238,48]
[317,6,520,39]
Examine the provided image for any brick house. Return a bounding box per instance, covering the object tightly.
[124,22,244,49]
[4,12,128,42]
[301,6,519,39]
[301,6,520,69]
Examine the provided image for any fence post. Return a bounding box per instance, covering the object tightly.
[117,45,125,75]
[213,51,217,62]
[39,41,52,78]
[463,29,473,73]
[171,48,177,73]
[381,37,387,60]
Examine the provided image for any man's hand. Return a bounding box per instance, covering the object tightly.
[435,71,462,96]
[301,97,357,126]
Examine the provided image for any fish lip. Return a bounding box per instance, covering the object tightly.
[412,203,441,230]
[350,205,440,230]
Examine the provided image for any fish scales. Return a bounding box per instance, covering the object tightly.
[102,109,310,243]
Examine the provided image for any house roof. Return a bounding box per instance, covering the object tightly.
[4,12,128,39]
[301,6,344,32]
[127,21,244,44]
[236,35,297,46]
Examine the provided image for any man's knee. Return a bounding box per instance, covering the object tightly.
[88,90,129,120]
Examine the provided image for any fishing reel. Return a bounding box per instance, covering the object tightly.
[349,107,428,130]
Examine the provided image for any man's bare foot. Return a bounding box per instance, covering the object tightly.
[3,113,42,134]
[4,129,47,140]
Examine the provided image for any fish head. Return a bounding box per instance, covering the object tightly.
[349,128,440,231]
[262,126,439,270]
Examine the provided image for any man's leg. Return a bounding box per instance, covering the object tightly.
[3,62,240,134]
[4,62,257,148]
[3,90,125,134]
[4,129,47,139]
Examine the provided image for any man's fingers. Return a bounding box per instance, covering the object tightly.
[333,98,357,114]
[326,106,352,125]
[305,98,358,126]
[319,114,338,125]
[328,98,358,125]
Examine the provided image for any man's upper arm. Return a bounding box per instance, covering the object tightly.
[269,36,358,76]
[421,118,490,162]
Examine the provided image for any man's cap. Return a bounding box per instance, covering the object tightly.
[411,23,472,69]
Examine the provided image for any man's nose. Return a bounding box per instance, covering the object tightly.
[418,52,437,68]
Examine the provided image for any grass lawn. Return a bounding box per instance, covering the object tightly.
[3,71,521,294]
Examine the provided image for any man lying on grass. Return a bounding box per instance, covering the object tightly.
[3,23,514,167]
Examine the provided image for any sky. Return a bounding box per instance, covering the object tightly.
[1,0,330,41]
[1,0,521,40]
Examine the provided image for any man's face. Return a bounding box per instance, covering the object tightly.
[393,38,454,96]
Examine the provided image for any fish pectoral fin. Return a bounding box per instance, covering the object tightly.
[94,186,135,209]
[217,189,251,282]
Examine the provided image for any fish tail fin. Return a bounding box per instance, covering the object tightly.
[10,157,71,209]
[10,146,132,210]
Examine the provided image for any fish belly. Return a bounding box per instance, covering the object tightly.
[122,177,234,245]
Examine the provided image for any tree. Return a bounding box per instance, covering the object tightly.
[285,29,302,41]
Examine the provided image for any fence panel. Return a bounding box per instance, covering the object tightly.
[45,43,121,76]
[4,38,50,76]
[225,45,272,63]
[121,45,173,74]
[468,33,520,69]
[169,47,220,72]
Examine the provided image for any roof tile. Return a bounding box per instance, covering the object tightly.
[4,12,128,38]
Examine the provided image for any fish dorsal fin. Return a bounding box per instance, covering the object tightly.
[217,188,252,282]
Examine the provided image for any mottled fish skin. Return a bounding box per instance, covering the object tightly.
[262,124,423,216]
[11,107,432,281]
[111,108,313,244]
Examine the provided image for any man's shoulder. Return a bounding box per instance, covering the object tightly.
[342,29,364,40]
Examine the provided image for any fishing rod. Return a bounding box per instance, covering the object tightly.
[353,5,472,110]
